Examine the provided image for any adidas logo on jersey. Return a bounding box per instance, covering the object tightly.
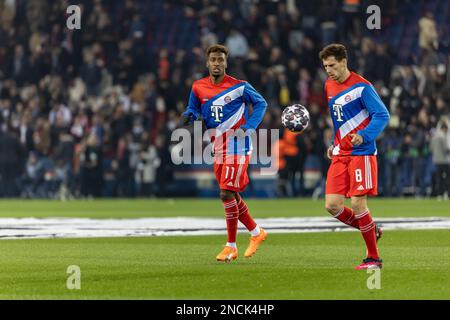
[357,185,365,191]
[227,182,234,187]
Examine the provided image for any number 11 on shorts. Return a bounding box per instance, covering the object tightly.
[225,166,235,180]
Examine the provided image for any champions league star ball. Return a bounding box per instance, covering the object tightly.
[281,104,310,132]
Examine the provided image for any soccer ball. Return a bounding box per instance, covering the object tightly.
[281,104,310,132]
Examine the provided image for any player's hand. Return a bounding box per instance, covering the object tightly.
[182,114,193,126]
[181,111,197,126]
[327,145,333,159]
[349,133,363,146]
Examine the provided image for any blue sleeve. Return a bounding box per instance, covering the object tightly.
[241,82,268,131]
[183,89,201,120]
[357,85,390,143]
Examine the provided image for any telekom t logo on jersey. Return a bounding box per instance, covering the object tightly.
[211,105,223,122]
[333,104,344,122]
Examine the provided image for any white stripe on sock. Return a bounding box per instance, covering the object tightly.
[226,242,237,248]
[250,225,260,237]
[333,207,345,218]
[355,210,369,219]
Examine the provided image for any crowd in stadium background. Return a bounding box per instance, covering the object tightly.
[0,0,449,199]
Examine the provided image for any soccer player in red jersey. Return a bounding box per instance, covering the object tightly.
[182,45,268,262]
[319,44,390,269]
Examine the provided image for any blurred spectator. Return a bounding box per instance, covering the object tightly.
[341,0,361,38]
[418,12,439,52]
[79,133,103,197]
[276,129,306,197]
[11,44,29,87]
[0,128,26,197]
[380,128,401,196]
[80,48,102,96]
[136,139,161,196]
[319,0,338,46]
[430,120,450,199]
[225,28,249,59]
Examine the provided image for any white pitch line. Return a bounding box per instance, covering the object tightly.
[0,217,450,239]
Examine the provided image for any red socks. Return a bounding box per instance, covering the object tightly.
[223,198,239,243]
[223,195,259,244]
[236,195,257,232]
[355,210,379,259]
[333,207,360,229]
[333,206,379,260]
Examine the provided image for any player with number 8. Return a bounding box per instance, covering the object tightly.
[320,44,390,270]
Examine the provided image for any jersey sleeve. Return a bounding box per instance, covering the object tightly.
[241,82,268,131]
[183,86,201,120]
[357,85,390,143]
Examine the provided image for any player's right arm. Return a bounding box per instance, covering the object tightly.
[324,81,333,160]
[327,145,333,159]
[182,86,201,126]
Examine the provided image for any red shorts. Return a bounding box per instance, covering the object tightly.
[214,155,250,192]
[325,155,378,197]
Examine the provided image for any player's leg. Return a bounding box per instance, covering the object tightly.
[325,194,359,228]
[351,195,382,269]
[220,189,239,248]
[349,156,382,269]
[213,159,239,262]
[228,154,267,257]
[231,153,267,258]
[325,157,359,229]
[234,192,267,258]
[216,189,239,262]
[215,154,267,260]
[234,192,257,235]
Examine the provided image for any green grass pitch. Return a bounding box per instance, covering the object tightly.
[0,199,449,299]
[0,198,448,218]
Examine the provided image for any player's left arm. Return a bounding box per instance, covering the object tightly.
[240,82,268,134]
[356,84,390,143]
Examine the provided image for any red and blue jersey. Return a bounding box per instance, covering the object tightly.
[183,75,267,155]
[325,72,390,156]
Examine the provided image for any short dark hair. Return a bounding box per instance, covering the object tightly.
[206,44,228,57]
[319,43,348,61]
